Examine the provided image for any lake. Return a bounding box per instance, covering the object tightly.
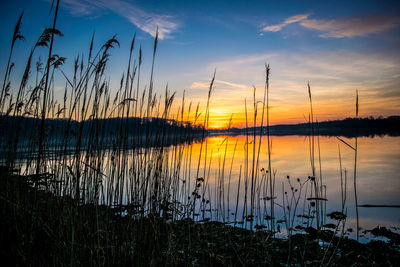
[13,134,400,240]
[170,135,400,239]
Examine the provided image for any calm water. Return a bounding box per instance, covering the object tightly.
[182,135,400,237]
[16,134,400,240]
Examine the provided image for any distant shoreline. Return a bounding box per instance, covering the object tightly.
[208,116,400,138]
[1,115,399,138]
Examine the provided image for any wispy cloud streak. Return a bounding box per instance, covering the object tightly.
[300,14,400,38]
[191,79,251,90]
[61,0,179,39]
[261,13,400,38]
[261,13,310,32]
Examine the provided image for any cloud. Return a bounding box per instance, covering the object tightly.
[261,13,310,32]
[188,49,400,124]
[261,13,400,38]
[191,80,251,90]
[215,80,251,90]
[180,49,400,127]
[61,0,97,16]
[191,81,210,88]
[300,14,400,38]
[61,0,179,39]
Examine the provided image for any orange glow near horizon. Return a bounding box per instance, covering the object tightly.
[169,83,400,129]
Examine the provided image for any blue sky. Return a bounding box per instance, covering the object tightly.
[1,0,400,127]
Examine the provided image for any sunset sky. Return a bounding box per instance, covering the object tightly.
[1,0,399,128]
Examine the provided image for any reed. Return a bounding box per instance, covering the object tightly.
[354,90,359,241]
[0,12,24,113]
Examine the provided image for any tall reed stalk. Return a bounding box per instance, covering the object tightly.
[354,90,359,241]
[37,0,60,175]
[265,64,274,232]
[0,12,24,113]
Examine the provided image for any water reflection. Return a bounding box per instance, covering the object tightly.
[15,134,400,239]
[185,135,400,235]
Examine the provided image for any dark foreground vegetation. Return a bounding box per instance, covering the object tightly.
[1,167,399,266]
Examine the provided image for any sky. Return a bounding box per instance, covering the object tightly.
[1,0,400,128]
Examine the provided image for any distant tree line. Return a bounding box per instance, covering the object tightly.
[0,115,206,153]
[210,116,400,137]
